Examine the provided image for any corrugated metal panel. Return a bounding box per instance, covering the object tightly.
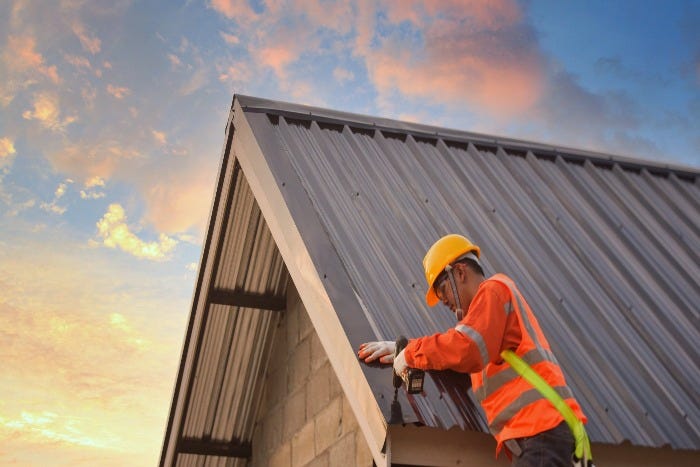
[237,95,699,450]
[175,453,247,467]
[163,149,290,464]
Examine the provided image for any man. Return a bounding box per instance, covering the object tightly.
[358,234,587,466]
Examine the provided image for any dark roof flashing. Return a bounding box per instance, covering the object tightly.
[234,94,698,183]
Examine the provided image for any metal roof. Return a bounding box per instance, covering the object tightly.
[162,94,699,464]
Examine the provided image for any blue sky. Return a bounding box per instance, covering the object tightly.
[0,0,698,465]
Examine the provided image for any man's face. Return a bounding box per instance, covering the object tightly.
[434,263,468,317]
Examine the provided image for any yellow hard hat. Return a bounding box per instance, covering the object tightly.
[423,234,481,307]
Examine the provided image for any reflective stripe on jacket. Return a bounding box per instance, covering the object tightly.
[403,273,586,454]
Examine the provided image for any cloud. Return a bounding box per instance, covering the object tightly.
[333,66,354,83]
[152,130,167,145]
[167,38,211,96]
[180,66,209,96]
[49,141,141,184]
[360,0,545,118]
[0,137,16,158]
[218,62,252,84]
[141,164,215,234]
[71,21,102,54]
[259,45,298,78]
[3,35,60,85]
[95,204,178,260]
[0,236,191,464]
[80,176,106,200]
[80,190,105,200]
[5,199,36,217]
[64,54,92,71]
[22,92,76,131]
[40,202,66,215]
[209,0,258,22]
[6,35,43,70]
[0,411,113,449]
[39,179,73,215]
[167,53,182,67]
[54,180,72,199]
[106,84,131,99]
[85,176,106,188]
[220,31,240,45]
[211,0,541,117]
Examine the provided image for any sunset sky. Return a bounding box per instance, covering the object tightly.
[0,0,698,465]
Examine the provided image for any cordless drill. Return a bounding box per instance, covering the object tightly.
[393,336,425,394]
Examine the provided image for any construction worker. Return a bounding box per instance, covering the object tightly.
[358,234,587,466]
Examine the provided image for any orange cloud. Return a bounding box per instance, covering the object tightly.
[0,137,17,170]
[64,54,92,71]
[39,179,72,215]
[167,53,182,67]
[363,0,545,118]
[210,0,258,22]
[49,141,141,184]
[259,46,296,77]
[4,35,60,84]
[84,175,106,188]
[22,92,76,131]
[71,21,101,54]
[142,166,215,235]
[0,137,16,158]
[152,130,167,145]
[0,239,189,465]
[6,35,43,70]
[218,62,252,84]
[95,204,178,261]
[106,84,131,99]
[220,31,240,45]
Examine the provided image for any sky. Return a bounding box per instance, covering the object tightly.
[0,0,698,465]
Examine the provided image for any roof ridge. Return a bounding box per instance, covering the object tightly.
[234,94,699,181]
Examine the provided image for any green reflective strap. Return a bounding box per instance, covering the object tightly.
[500,350,593,463]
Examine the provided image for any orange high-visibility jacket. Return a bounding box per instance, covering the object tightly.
[403,273,586,453]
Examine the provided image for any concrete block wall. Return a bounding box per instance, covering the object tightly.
[250,284,374,467]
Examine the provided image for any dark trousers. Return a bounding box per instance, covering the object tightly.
[508,422,574,467]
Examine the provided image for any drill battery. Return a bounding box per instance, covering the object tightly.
[400,368,425,394]
[394,336,425,394]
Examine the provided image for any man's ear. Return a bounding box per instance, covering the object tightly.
[455,263,469,284]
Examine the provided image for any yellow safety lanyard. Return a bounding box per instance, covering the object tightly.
[501,350,595,467]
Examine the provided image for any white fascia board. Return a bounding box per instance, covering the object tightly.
[231,100,388,467]
[389,425,700,466]
[388,425,508,467]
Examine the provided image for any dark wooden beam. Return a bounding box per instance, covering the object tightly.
[178,438,252,458]
[209,288,286,311]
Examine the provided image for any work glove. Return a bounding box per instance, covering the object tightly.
[358,340,395,363]
[393,349,408,377]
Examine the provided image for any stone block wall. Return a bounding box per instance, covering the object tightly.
[250,284,374,467]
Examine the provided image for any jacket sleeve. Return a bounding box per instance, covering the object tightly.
[403,280,512,373]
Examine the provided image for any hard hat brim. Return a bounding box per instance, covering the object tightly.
[425,287,440,307]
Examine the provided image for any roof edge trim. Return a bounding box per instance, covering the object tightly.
[234,94,699,180]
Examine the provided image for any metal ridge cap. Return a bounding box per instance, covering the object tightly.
[233,94,699,179]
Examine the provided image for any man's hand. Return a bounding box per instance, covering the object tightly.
[393,349,408,377]
[358,341,395,363]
